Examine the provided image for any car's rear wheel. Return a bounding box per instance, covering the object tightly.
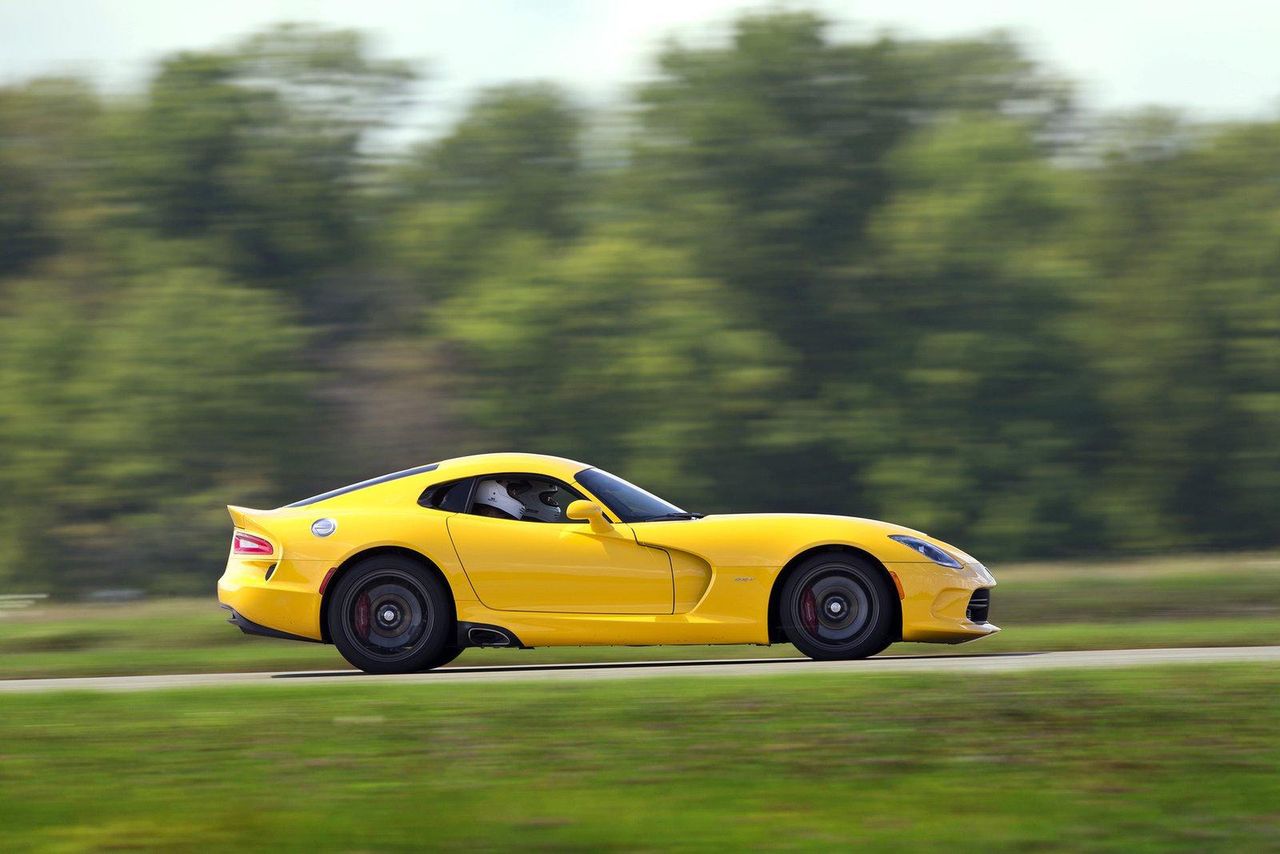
[418,645,463,671]
[327,555,453,674]
[781,554,895,660]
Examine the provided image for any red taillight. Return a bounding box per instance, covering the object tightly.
[232,532,274,556]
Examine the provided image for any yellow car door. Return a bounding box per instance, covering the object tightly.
[446,513,674,614]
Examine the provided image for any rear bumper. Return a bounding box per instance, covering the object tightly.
[890,561,1001,644]
[217,555,326,642]
[221,605,321,643]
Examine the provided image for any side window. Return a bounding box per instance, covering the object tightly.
[419,478,474,513]
[469,475,585,523]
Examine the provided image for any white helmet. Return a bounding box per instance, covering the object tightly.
[473,479,525,520]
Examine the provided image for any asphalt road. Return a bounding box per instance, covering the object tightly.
[1,645,1278,693]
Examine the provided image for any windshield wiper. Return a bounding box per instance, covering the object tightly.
[641,512,704,521]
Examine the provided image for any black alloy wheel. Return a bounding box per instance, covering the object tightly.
[781,554,895,660]
[327,555,453,674]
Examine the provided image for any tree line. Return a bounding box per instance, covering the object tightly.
[1,13,1277,592]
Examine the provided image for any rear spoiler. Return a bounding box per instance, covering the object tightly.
[227,505,276,539]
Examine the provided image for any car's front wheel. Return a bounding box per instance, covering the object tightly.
[327,555,454,674]
[781,554,896,660]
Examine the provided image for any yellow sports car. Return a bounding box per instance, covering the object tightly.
[218,453,998,673]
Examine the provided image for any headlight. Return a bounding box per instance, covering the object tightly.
[889,535,962,569]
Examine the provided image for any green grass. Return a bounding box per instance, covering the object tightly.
[986,551,1280,623]
[0,664,1278,850]
[0,551,1277,678]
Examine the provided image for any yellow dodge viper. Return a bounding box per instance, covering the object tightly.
[217,453,998,673]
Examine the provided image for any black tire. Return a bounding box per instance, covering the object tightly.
[780,554,895,661]
[418,645,464,671]
[327,555,453,674]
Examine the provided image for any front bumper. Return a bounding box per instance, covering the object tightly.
[890,560,1000,643]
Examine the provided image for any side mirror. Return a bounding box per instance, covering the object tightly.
[566,500,613,534]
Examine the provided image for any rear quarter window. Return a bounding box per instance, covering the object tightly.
[419,478,473,512]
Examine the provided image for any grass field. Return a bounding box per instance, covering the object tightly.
[0,551,1277,678]
[0,663,1277,850]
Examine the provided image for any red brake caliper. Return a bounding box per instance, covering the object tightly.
[801,587,818,634]
[354,592,371,640]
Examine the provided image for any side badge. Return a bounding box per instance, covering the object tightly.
[311,518,337,537]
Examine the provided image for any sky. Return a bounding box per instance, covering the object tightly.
[2,0,1278,133]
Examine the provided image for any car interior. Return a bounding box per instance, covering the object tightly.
[472,477,583,522]
[419,475,589,523]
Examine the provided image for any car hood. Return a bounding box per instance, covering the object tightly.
[625,512,950,569]
[697,512,925,537]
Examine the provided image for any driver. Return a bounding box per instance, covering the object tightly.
[471,479,526,520]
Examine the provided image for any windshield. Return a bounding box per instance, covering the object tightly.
[575,468,686,522]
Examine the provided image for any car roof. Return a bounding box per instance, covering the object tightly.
[429,452,592,482]
[279,452,595,511]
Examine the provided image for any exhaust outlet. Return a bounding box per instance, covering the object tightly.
[467,626,513,647]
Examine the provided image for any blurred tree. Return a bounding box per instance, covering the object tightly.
[404,83,582,239]
[618,13,1090,532]
[384,83,584,299]
[0,278,89,587]
[853,116,1108,553]
[632,13,1071,354]
[0,79,102,278]
[1,10,1278,594]
[0,266,311,591]
[108,25,415,288]
[1084,119,1280,549]
[434,233,790,506]
[110,52,263,238]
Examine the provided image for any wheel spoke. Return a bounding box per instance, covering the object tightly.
[344,572,433,661]
[792,565,878,651]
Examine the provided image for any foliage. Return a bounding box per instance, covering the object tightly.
[1,12,1278,591]
[0,265,308,591]
[435,233,789,500]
